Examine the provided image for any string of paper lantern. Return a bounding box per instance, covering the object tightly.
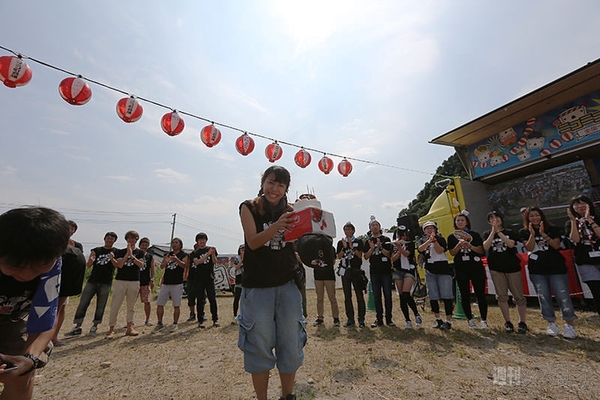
[0,45,434,178]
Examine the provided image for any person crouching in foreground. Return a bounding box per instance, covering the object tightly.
[0,207,70,400]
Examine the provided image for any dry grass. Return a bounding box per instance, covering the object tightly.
[31,289,600,399]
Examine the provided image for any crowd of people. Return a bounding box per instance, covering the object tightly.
[1,167,599,399]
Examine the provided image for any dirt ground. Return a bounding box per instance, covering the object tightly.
[28,290,600,399]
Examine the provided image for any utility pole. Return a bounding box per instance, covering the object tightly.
[169,213,177,250]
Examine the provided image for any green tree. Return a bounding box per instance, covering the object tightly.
[397,153,467,220]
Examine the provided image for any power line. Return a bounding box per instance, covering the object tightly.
[0,45,435,177]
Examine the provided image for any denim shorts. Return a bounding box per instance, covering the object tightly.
[156,284,184,307]
[425,270,453,300]
[392,269,416,281]
[237,281,307,374]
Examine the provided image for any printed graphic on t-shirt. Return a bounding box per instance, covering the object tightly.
[492,236,509,253]
[0,292,33,319]
[96,253,112,266]
[533,234,549,252]
[263,222,286,250]
[140,257,149,271]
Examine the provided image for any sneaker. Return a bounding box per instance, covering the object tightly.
[65,327,82,336]
[152,323,165,333]
[170,323,178,332]
[468,319,478,329]
[480,320,489,330]
[333,318,340,327]
[187,313,196,322]
[213,320,220,327]
[313,319,324,327]
[386,320,396,327]
[343,320,355,327]
[563,324,577,339]
[517,322,528,334]
[440,321,452,330]
[505,321,514,333]
[370,320,383,328]
[432,319,443,329]
[144,320,153,326]
[546,322,559,336]
[405,321,413,329]
[198,321,206,329]
[88,326,98,335]
[231,318,238,325]
[358,320,366,328]
[415,315,423,328]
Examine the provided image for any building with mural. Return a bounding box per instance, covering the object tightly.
[429,58,600,230]
[422,58,600,299]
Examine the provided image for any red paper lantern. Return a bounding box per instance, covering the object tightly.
[200,124,222,148]
[338,158,353,177]
[235,133,255,156]
[318,155,334,174]
[58,77,92,105]
[294,148,311,168]
[0,56,32,88]
[161,111,185,136]
[116,96,143,123]
[265,141,283,163]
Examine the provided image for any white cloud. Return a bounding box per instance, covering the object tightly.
[332,190,368,200]
[155,168,188,183]
[1,165,18,177]
[382,200,411,210]
[223,85,269,113]
[105,175,134,182]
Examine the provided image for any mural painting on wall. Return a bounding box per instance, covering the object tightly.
[469,91,600,178]
[214,256,236,292]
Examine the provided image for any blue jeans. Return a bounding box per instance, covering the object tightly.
[425,270,453,300]
[73,281,111,325]
[237,281,306,374]
[529,273,577,322]
[370,273,393,323]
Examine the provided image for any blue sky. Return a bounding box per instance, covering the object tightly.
[1,1,599,253]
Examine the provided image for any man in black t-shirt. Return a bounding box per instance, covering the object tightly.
[153,238,188,333]
[188,232,219,328]
[66,232,118,336]
[138,237,155,326]
[106,230,145,339]
[364,218,394,327]
[52,220,86,346]
[336,222,366,327]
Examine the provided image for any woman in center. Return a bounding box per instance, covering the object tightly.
[237,166,306,400]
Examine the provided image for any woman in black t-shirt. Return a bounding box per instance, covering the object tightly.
[238,166,305,400]
[483,211,527,333]
[519,207,576,338]
[567,195,600,316]
[391,226,422,329]
[448,212,488,330]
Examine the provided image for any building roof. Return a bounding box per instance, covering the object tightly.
[431,58,600,148]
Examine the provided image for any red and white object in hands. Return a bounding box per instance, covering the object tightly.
[284,197,336,242]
